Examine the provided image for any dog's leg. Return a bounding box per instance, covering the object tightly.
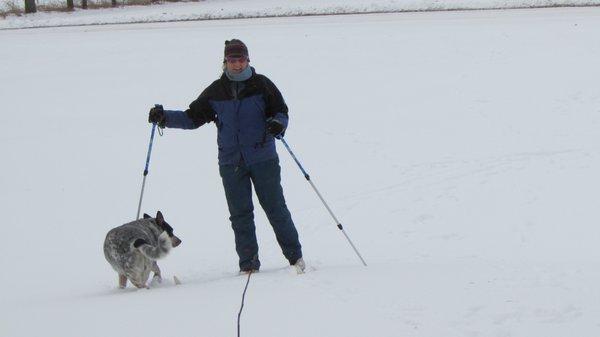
[118,274,127,289]
[151,261,162,284]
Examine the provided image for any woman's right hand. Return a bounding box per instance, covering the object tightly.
[148,104,165,126]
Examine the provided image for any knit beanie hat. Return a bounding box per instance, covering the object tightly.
[224,39,249,59]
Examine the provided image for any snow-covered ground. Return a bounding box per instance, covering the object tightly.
[2,0,600,29]
[2,6,600,337]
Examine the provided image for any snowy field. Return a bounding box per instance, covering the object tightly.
[2,0,600,29]
[2,6,600,337]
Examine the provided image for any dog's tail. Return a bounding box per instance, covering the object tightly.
[133,231,172,260]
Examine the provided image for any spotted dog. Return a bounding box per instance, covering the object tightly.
[104,211,181,289]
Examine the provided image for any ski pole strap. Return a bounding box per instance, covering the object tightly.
[280,137,310,180]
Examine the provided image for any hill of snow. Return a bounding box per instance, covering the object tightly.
[1,6,600,337]
[2,0,600,29]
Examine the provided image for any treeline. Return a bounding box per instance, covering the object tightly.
[24,0,134,13]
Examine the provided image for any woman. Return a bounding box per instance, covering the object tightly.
[148,39,304,273]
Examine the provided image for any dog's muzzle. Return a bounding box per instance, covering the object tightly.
[171,235,182,247]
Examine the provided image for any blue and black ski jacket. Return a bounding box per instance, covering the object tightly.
[163,67,288,166]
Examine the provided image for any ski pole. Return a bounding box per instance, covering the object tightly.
[136,107,161,220]
[278,137,367,266]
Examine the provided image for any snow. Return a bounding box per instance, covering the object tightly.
[1,0,600,29]
[2,5,600,337]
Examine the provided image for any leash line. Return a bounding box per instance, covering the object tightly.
[237,270,253,337]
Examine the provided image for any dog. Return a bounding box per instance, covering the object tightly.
[103,211,182,289]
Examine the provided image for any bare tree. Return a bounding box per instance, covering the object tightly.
[81,0,87,9]
[24,0,36,13]
[67,0,74,10]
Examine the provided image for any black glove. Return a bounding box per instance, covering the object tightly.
[148,104,166,127]
[266,118,285,138]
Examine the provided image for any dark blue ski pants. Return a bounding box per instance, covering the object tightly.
[219,158,302,271]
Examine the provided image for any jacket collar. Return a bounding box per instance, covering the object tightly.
[220,67,258,99]
[221,66,256,82]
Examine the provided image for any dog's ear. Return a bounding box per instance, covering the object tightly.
[156,211,164,224]
[143,213,152,219]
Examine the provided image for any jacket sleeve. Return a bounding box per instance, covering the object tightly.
[186,83,217,128]
[164,110,197,129]
[262,76,289,129]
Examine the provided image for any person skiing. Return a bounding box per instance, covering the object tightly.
[148,39,304,274]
